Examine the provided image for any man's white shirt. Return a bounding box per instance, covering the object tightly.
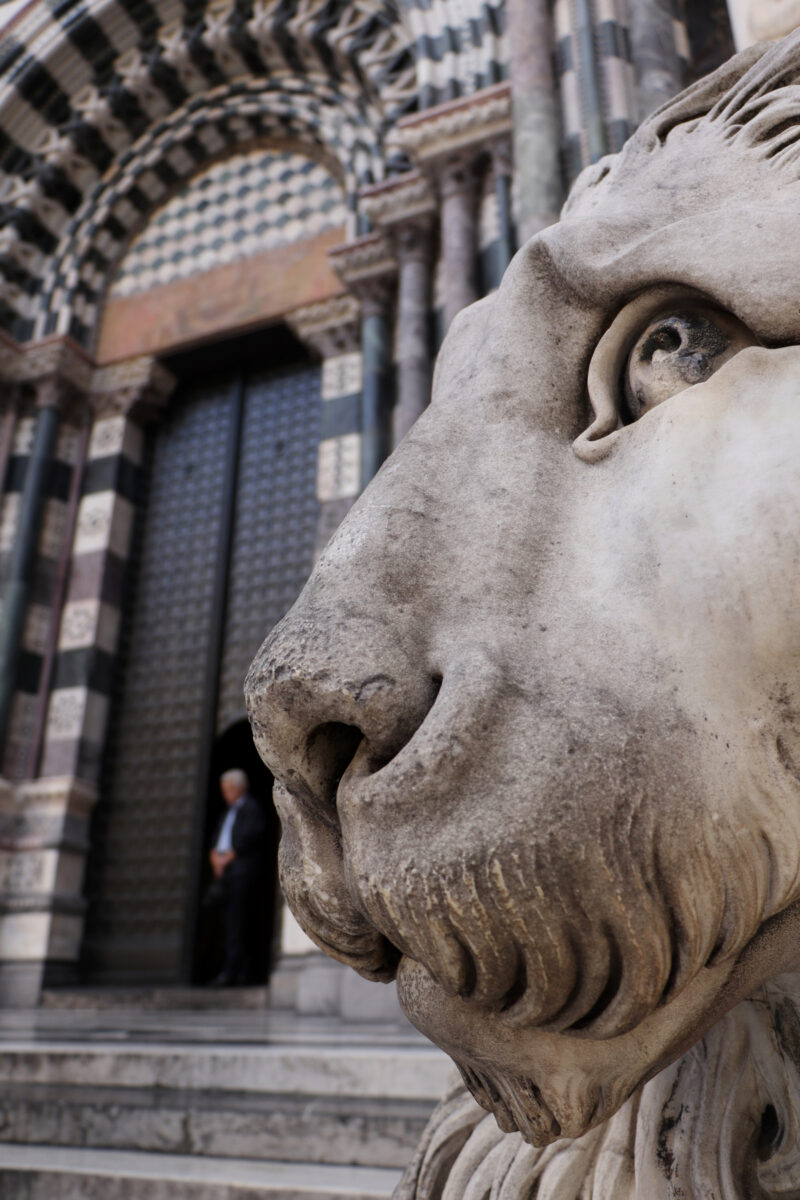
[215,797,244,852]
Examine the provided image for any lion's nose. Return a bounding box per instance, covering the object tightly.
[244,601,440,821]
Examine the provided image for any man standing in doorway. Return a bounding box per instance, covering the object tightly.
[210,768,269,985]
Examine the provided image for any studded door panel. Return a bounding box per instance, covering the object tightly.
[83,381,234,980]
[217,363,321,734]
[82,362,321,982]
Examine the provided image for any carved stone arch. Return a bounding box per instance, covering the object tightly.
[33,80,380,346]
[0,0,420,343]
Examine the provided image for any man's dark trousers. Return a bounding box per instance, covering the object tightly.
[223,793,268,983]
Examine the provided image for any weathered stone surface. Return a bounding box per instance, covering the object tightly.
[0,1083,433,1169]
[246,29,800,1198]
[0,1145,401,1199]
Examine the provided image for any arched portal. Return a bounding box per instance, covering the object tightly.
[0,0,515,1006]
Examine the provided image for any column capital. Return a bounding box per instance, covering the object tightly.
[90,356,176,423]
[20,337,94,411]
[328,233,397,315]
[32,376,77,412]
[393,218,433,265]
[359,171,437,233]
[490,137,514,180]
[394,83,512,169]
[286,295,361,358]
[436,151,480,199]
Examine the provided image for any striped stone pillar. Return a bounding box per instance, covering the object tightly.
[0,358,173,1005]
[0,385,67,763]
[0,342,96,784]
[628,0,688,120]
[553,0,689,183]
[286,296,364,559]
[595,0,640,150]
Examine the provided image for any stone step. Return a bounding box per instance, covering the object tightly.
[0,1081,431,1168]
[40,987,271,1012]
[0,1040,450,1099]
[0,1144,402,1199]
[0,1036,452,1168]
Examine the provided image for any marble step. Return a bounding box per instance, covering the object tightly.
[0,1038,451,1168]
[0,1081,432,1168]
[0,1040,450,1099]
[0,1144,402,1199]
[40,987,271,1011]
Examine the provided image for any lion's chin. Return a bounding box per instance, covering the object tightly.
[395,899,800,1146]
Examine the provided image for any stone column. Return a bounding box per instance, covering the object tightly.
[490,142,515,287]
[360,284,394,488]
[393,220,432,447]
[574,0,609,163]
[506,0,563,241]
[327,234,397,491]
[0,380,66,758]
[439,155,479,330]
[628,0,685,120]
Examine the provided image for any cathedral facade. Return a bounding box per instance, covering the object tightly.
[0,0,778,1006]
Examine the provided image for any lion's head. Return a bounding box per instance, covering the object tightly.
[246,32,800,1147]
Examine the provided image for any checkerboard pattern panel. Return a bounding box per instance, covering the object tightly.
[0,0,509,346]
[109,149,348,300]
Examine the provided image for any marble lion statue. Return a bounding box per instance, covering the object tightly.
[246,30,800,1199]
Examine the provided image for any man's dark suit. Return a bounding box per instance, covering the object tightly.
[221,793,269,984]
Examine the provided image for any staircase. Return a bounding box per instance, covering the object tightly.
[0,990,452,1198]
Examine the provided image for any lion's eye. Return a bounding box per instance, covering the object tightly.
[624,307,758,420]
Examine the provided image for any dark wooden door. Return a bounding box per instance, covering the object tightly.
[82,361,321,983]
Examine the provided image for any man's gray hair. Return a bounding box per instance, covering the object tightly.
[220,768,249,791]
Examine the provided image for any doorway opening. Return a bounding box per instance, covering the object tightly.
[193,719,280,985]
[82,329,321,987]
